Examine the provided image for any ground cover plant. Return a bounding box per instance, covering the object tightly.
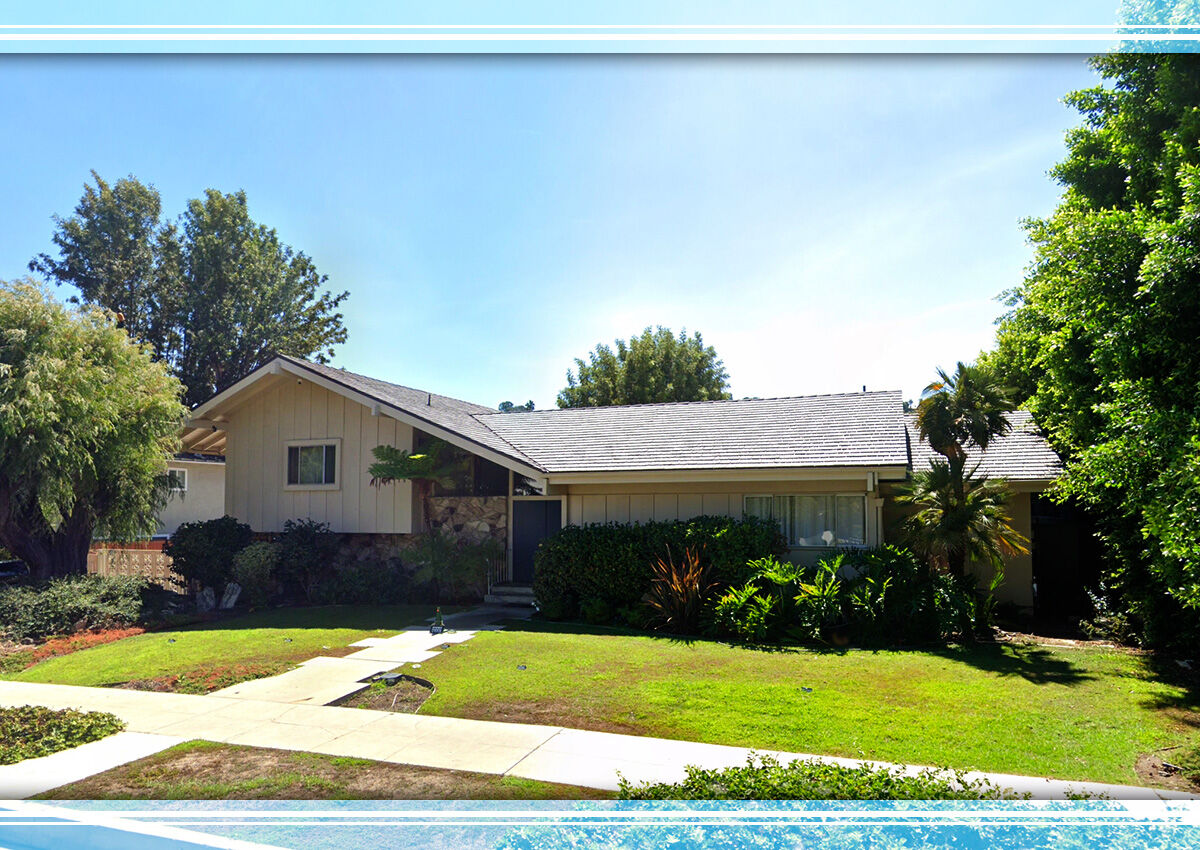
[0,706,125,765]
[0,574,152,643]
[414,621,1200,787]
[38,740,609,800]
[3,604,440,690]
[618,754,1026,800]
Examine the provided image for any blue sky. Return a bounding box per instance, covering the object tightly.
[0,53,1098,407]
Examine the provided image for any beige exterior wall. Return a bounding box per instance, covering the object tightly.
[224,378,415,534]
[881,486,1036,608]
[156,460,226,536]
[560,477,882,564]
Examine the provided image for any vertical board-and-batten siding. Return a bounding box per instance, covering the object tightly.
[225,378,414,534]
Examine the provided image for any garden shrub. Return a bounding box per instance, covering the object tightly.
[404,531,500,604]
[0,574,151,642]
[318,558,409,606]
[708,546,982,647]
[0,706,126,765]
[641,546,715,635]
[617,754,1026,800]
[165,515,253,592]
[579,596,615,625]
[232,542,280,608]
[275,518,342,603]
[533,515,785,620]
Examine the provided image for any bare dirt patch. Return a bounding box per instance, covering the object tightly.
[339,676,434,713]
[38,741,610,800]
[1135,748,1200,794]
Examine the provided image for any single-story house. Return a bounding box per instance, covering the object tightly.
[181,355,1068,609]
[155,453,226,537]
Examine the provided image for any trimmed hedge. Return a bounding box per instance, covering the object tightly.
[0,574,151,643]
[533,515,786,620]
[165,515,253,591]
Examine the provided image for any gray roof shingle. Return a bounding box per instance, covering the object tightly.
[905,410,1063,481]
[278,356,543,471]
[477,391,910,473]
[272,357,1061,480]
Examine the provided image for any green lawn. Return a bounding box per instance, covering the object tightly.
[4,605,438,689]
[8,609,1197,788]
[413,621,1200,787]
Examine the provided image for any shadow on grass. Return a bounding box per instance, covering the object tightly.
[1138,655,1200,730]
[500,617,1110,679]
[166,604,446,634]
[929,642,1097,686]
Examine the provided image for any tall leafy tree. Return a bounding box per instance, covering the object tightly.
[988,54,1200,642]
[557,326,731,408]
[32,173,348,407]
[0,280,186,578]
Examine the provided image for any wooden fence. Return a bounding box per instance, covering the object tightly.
[87,545,187,593]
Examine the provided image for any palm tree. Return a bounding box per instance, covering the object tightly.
[896,459,1029,578]
[916,361,1015,464]
[903,361,1026,579]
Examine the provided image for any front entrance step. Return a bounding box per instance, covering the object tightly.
[484,584,535,607]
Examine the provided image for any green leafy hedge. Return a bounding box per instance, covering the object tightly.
[617,754,1026,800]
[165,515,253,591]
[0,574,151,643]
[533,515,786,620]
[0,705,126,765]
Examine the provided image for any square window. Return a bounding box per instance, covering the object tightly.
[167,468,187,492]
[287,444,337,486]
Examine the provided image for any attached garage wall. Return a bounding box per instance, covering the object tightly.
[224,378,415,534]
[881,486,1036,608]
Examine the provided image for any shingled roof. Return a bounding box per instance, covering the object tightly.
[477,391,910,473]
[274,356,543,471]
[193,356,1061,481]
[905,410,1063,481]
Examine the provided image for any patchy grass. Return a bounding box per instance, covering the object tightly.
[37,740,610,800]
[4,605,442,689]
[0,706,125,765]
[414,620,1200,787]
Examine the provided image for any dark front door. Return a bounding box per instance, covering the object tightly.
[512,499,562,584]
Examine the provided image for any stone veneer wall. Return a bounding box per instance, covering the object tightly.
[335,496,508,565]
[427,496,508,544]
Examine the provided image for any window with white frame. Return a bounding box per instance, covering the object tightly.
[744,494,866,547]
[286,442,339,487]
[166,468,187,493]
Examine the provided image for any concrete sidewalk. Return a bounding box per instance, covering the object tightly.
[1,679,1195,801]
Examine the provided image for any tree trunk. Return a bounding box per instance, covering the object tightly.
[0,504,94,581]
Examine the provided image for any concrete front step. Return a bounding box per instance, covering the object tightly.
[484,585,535,607]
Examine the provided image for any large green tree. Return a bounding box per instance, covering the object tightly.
[0,280,186,579]
[32,173,349,407]
[557,326,731,408]
[988,54,1200,642]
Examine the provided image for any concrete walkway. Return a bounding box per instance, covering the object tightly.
[0,679,1195,801]
[208,606,513,705]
